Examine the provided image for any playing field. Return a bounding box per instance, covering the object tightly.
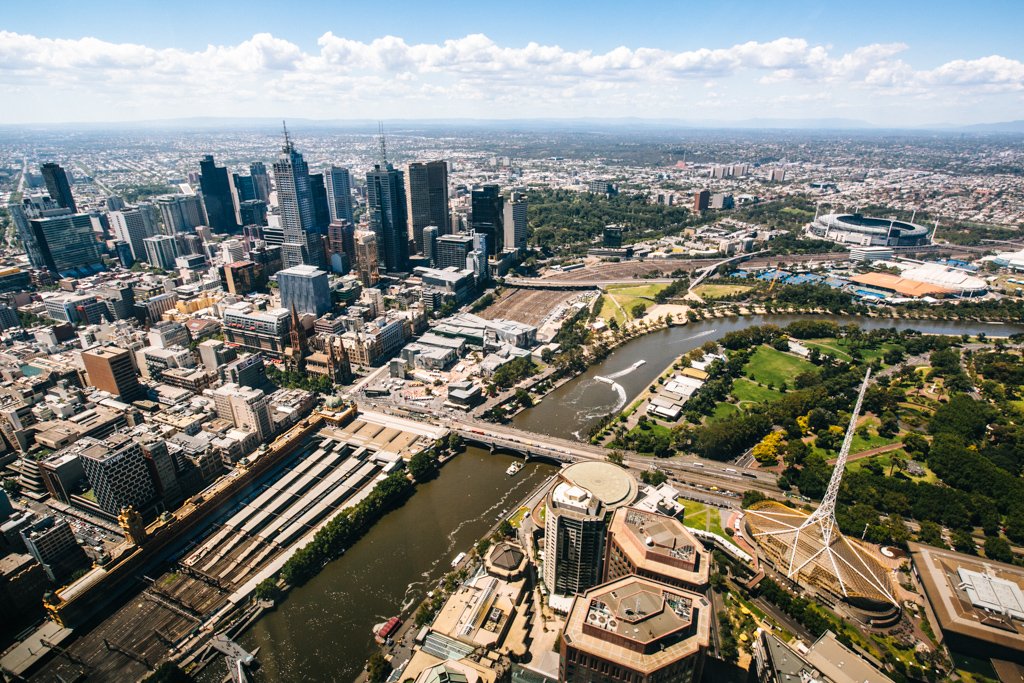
[744,345,817,388]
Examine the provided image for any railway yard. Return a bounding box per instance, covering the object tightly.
[29,415,441,683]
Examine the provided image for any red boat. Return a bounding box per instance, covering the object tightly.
[374,616,402,644]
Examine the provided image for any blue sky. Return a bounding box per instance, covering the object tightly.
[1,0,1022,124]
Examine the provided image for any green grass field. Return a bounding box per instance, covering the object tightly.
[692,283,752,299]
[846,447,939,483]
[801,338,905,365]
[679,499,728,538]
[598,283,671,323]
[710,402,740,421]
[731,377,783,406]
[744,346,817,389]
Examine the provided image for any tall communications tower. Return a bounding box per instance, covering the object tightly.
[745,369,899,614]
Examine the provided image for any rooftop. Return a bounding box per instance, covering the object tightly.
[610,507,708,587]
[562,575,710,674]
[559,461,638,510]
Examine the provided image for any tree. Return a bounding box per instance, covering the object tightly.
[447,432,464,453]
[640,469,668,486]
[607,450,625,466]
[514,388,533,407]
[902,433,929,458]
[742,490,767,508]
[630,302,647,318]
[407,451,439,482]
[752,431,784,465]
[366,650,392,683]
[985,536,1014,564]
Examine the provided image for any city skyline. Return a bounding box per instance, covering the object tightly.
[1,0,1022,127]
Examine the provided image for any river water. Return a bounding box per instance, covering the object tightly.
[512,314,1024,440]
[233,447,557,682]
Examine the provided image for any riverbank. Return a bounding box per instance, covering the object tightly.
[228,447,558,681]
[512,311,1024,441]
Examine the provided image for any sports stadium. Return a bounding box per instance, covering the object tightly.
[806,212,931,247]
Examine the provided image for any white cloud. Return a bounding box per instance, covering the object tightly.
[0,30,1021,123]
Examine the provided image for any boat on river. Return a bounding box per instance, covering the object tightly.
[506,461,524,476]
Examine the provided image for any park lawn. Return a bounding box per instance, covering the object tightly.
[601,283,671,321]
[744,345,817,389]
[710,402,740,422]
[731,378,783,406]
[627,421,672,440]
[507,506,530,528]
[598,296,627,326]
[846,448,939,483]
[802,337,904,365]
[693,283,752,299]
[849,417,902,453]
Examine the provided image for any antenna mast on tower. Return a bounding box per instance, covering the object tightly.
[377,121,388,165]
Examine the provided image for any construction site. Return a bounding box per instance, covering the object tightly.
[13,410,444,683]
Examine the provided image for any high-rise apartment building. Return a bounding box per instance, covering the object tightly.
[693,189,710,212]
[156,194,205,234]
[209,383,273,441]
[324,166,354,224]
[366,163,409,273]
[543,462,638,601]
[82,346,145,402]
[40,162,77,213]
[503,191,528,253]
[278,265,331,317]
[198,155,238,233]
[354,230,380,287]
[471,184,503,256]
[406,160,450,254]
[143,235,179,270]
[110,208,156,261]
[274,134,323,269]
[78,433,157,516]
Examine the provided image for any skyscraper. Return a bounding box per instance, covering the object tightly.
[406,160,450,253]
[238,199,268,227]
[143,235,179,270]
[471,184,504,256]
[110,208,156,260]
[41,162,76,213]
[327,219,355,274]
[309,173,331,233]
[156,194,205,234]
[422,225,439,266]
[325,166,354,224]
[249,162,272,203]
[278,265,331,317]
[198,155,238,233]
[693,189,710,212]
[354,230,380,287]
[366,163,409,273]
[17,209,103,277]
[503,191,528,253]
[274,130,324,269]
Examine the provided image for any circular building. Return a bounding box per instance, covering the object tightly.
[806,213,930,247]
[543,462,638,606]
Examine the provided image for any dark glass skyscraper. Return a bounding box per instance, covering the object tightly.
[406,160,450,254]
[249,162,271,203]
[198,155,238,233]
[274,133,323,268]
[366,163,409,274]
[309,173,331,233]
[41,162,77,213]
[21,211,103,277]
[471,184,504,256]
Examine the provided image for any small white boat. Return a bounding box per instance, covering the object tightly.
[506,461,524,476]
[451,552,466,568]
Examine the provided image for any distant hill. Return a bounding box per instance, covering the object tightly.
[956,120,1024,133]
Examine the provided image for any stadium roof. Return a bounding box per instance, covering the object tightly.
[850,272,954,298]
